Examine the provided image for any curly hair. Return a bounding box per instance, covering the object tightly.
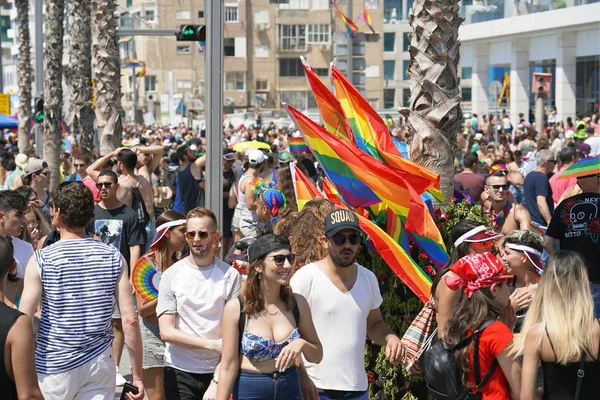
[289,200,335,272]
[52,182,95,229]
[243,255,296,316]
[272,211,298,239]
[276,167,298,214]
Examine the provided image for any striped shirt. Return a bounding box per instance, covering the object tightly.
[35,238,122,374]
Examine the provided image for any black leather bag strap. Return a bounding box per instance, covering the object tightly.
[574,352,586,400]
[473,331,498,388]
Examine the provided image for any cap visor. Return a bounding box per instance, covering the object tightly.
[525,252,544,275]
[326,225,362,238]
[464,230,503,243]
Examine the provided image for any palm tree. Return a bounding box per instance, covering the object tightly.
[399,0,463,201]
[42,0,66,190]
[92,0,123,155]
[67,0,94,154]
[15,0,32,154]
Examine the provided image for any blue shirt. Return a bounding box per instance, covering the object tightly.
[523,171,554,226]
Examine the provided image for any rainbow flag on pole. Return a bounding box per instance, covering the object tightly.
[358,7,376,33]
[289,136,307,153]
[289,163,322,211]
[333,0,359,39]
[331,65,440,194]
[284,104,440,244]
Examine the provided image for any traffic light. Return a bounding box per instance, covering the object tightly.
[34,98,44,122]
[176,25,206,42]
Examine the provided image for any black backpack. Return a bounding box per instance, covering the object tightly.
[423,320,498,400]
[131,185,150,226]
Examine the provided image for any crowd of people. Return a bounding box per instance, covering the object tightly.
[0,107,596,400]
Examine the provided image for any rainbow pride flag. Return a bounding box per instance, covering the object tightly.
[321,177,345,207]
[333,1,359,38]
[289,136,307,153]
[301,58,355,145]
[330,65,440,194]
[356,211,432,303]
[358,7,376,33]
[387,207,409,252]
[285,104,441,244]
[289,163,322,211]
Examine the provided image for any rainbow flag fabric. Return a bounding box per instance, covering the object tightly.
[289,136,307,153]
[333,1,359,38]
[358,7,376,33]
[285,104,440,243]
[289,163,322,211]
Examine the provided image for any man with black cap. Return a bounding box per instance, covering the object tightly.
[290,209,402,400]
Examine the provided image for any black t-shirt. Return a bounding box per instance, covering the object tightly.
[523,171,554,226]
[178,163,204,214]
[300,158,317,179]
[88,204,145,267]
[546,193,600,283]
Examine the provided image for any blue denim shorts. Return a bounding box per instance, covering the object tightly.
[233,367,302,400]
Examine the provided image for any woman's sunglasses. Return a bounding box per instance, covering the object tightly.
[266,254,295,266]
[331,232,361,246]
[185,230,213,240]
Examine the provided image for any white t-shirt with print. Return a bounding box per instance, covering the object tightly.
[157,256,241,374]
[290,262,382,392]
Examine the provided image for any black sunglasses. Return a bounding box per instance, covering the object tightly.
[96,182,114,189]
[331,232,361,246]
[488,184,509,191]
[266,254,295,265]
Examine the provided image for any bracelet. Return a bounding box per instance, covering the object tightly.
[212,377,218,384]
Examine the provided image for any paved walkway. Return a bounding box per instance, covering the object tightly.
[114,349,148,400]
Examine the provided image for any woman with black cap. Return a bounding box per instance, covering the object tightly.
[216,234,322,400]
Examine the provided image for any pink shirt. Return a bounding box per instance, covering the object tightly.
[82,175,101,202]
[549,165,576,204]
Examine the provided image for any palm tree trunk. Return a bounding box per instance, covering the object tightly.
[42,0,66,190]
[92,0,122,155]
[400,0,463,201]
[16,0,32,155]
[67,0,94,154]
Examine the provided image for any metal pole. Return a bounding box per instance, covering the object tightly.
[205,0,223,230]
[346,0,353,84]
[34,0,43,96]
[132,67,137,124]
[494,95,499,146]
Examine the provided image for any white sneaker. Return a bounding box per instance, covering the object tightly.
[116,366,127,386]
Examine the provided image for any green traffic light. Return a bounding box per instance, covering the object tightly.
[184,28,194,36]
[36,112,44,122]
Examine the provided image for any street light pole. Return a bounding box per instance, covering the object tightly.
[346,0,353,84]
[205,0,223,230]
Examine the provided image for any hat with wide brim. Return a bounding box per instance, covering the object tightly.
[454,225,503,248]
[558,157,600,179]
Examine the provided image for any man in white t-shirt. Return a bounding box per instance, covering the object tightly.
[157,207,241,400]
[584,127,600,157]
[290,209,402,400]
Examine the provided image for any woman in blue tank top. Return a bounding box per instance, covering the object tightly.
[216,234,322,400]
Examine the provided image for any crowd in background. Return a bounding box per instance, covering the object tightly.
[0,106,597,400]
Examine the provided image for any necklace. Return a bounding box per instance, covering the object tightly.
[265,307,279,316]
[487,201,511,230]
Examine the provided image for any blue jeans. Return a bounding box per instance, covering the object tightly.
[591,284,600,318]
[233,368,302,400]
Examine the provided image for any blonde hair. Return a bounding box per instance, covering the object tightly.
[510,250,595,363]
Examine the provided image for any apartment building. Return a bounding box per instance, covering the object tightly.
[457,0,600,125]
[118,0,388,124]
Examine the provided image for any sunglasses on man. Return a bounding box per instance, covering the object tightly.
[330,232,361,246]
[185,230,214,241]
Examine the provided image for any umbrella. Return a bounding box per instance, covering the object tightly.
[0,114,17,129]
[233,141,270,152]
[559,157,600,179]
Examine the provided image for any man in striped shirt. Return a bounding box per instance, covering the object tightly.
[20,182,145,400]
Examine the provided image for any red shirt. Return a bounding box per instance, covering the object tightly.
[549,165,576,204]
[82,175,101,202]
[468,321,513,399]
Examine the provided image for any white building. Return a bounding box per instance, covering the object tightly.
[458,0,600,126]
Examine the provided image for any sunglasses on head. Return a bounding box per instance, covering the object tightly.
[36,170,50,177]
[185,230,214,240]
[330,232,361,246]
[95,182,113,189]
[266,254,295,266]
[488,184,509,191]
